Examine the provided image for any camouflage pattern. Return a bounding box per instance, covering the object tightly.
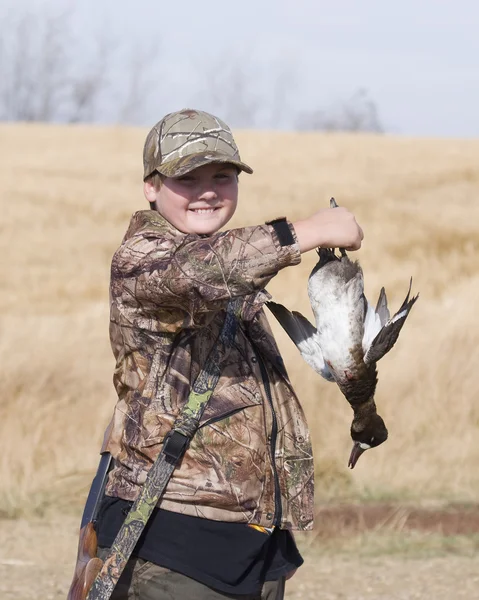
[104,209,314,531]
[143,109,253,180]
[87,302,241,599]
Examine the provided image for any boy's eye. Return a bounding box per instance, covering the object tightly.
[215,172,233,181]
[177,175,196,183]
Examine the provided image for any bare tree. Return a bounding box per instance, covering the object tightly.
[295,88,384,133]
[35,11,70,121]
[0,6,160,125]
[192,50,299,129]
[117,40,158,125]
[265,57,298,129]
[0,6,383,133]
[194,54,260,128]
[0,9,73,121]
[68,34,114,124]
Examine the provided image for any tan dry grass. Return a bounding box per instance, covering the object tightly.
[1,124,479,516]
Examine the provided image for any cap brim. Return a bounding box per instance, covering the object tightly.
[156,150,253,178]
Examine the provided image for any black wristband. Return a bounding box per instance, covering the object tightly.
[267,218,295,247]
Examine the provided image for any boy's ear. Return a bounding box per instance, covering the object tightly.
[143,180,158,203]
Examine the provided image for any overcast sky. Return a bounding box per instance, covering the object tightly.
[2,0,479,136]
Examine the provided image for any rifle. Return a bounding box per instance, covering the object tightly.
[67,439,113,600]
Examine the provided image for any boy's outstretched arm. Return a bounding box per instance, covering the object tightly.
[112,214,301,330]
[111,207,363,331]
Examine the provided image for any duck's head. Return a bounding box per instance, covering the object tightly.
[348,413,388,469]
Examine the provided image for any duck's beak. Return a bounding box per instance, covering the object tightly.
[348,442,368,469]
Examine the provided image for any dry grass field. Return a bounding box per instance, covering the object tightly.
[1,123,479,598]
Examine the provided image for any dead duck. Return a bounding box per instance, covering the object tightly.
[267,198,418,468]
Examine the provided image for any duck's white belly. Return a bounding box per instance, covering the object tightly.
[308,272,365,375]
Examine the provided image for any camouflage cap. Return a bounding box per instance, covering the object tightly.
[143,109,253,180]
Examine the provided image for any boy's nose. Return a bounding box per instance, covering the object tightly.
[198,188,218,202]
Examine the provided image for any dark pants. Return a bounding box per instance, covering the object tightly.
[97,548,286,600]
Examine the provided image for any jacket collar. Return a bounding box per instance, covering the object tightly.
[122,210,180,242]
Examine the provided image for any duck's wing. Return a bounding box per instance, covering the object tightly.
[362,298,383,354]
[266,301,334,381]
[361,287,390,354]
[364,279,419,365]
[375,287,390,325]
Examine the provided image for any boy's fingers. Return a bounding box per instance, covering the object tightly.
[345,230,363,251]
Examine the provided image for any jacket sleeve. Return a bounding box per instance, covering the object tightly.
[111,220,301,329]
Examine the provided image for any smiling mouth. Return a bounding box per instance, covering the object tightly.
[189,208,219,214]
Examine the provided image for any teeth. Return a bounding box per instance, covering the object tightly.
[192,209,215,214]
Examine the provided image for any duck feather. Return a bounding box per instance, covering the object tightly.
[363,279,419,365]
[266,301,334,382]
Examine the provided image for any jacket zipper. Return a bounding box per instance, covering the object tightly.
[257,353,282,528]
[199,407,246,428]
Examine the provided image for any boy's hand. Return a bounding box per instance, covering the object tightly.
[293,207,364,254]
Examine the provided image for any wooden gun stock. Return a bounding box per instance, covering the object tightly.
[67,522,103,600]
[67,433,113,600]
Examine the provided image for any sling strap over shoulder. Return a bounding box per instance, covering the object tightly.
[86,299,241,600]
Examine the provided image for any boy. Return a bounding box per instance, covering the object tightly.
[95,108,363,599]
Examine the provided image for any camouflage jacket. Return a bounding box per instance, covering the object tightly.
[104,210,314,530]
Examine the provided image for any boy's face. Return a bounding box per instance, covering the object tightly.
[144,163,239,235]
